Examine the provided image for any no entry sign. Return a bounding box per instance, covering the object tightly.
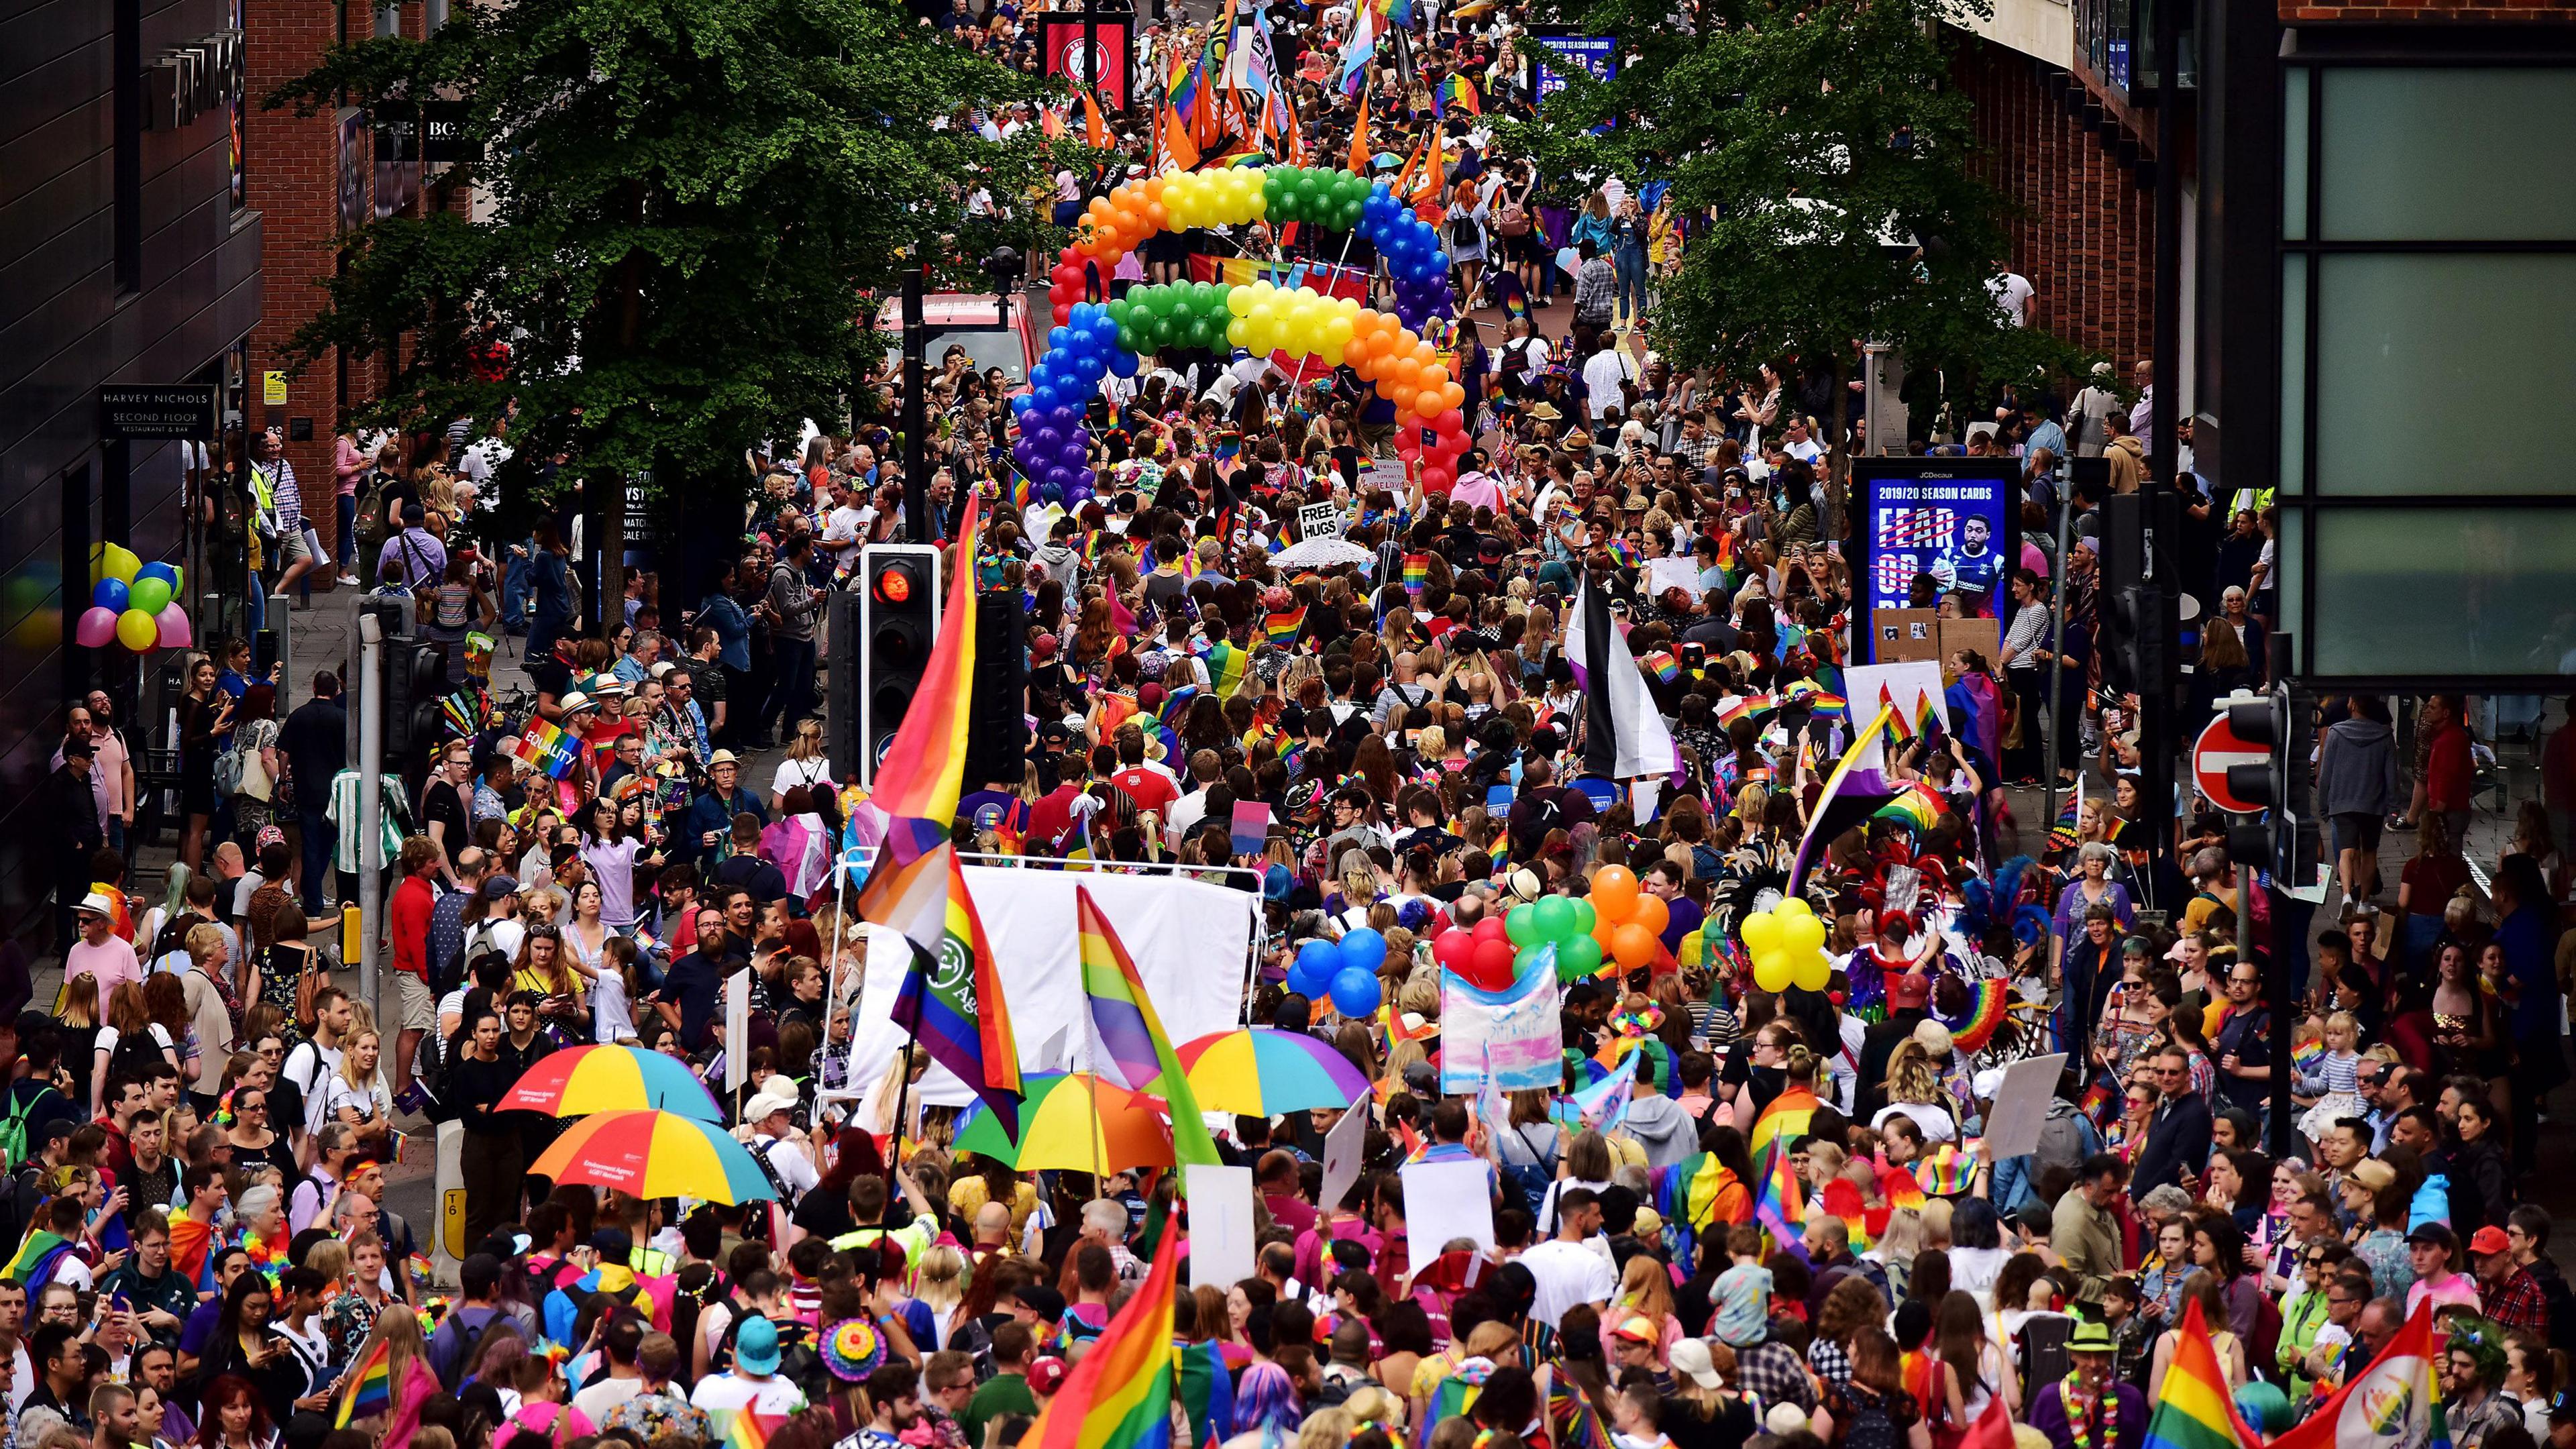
[2194,709,2270,813]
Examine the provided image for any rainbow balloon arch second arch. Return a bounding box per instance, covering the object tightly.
[1019,164,1471,511]
[1045,164,1460,332]
[1011,280,1473,507]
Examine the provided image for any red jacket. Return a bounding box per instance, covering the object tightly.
[390,873,437,980]
[2425,722,2475,813]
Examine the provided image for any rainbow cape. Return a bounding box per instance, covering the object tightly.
[1026,1216,1185,1449]
[1647,1152,1750,1266]
[3,1230,72,1288]
[1931,977,2012,1053]
[1197,639,1249,698]
[1077,886,1222,1167]
[1436,74,1481,117]
[1747,1083,1818,1183]
[335,1338,393,1427]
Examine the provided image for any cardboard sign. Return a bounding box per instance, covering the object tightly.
[1298,502,1346,539]
[1872,608,1941,664]
[1847,659,1951,734]
[1937,617,2000,680]
[1979,1053,2070,1161]
[1186,1164,1258,1287]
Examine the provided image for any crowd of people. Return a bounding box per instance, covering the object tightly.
[27,4,2576,1449]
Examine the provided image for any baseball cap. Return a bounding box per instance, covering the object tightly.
[733,1314,782,1375]
[2470,1226,2513,1257]
[1669,1338,1723,1389]
[60,738,94,760]
[1030,1357,1069,1395]
[2406,1222,2458,1251]
[1888,973,1931,1008]
[1611,1316,1658,1344]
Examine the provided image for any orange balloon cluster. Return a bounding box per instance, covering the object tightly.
[1342,311,1470,421]
[1074,174,1170,260]
[1587,865,1674,973]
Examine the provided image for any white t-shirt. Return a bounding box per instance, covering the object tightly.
[1988,272,2034,326]
[821,506,869,564]
[748,1134,819,1201]
[574,1377,649,1426]
[592,971,636,1044]
[771,756,835,799]
[93,1024,175,1069]
[282,1040,347,1134]
[1581,350,1633,417]
[689,1372,808,1417]
[1518,1237,1618,1329]
[1516,335,1553,385]
[233,870,266,922]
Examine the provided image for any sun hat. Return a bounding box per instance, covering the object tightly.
[822,1319,888,1382]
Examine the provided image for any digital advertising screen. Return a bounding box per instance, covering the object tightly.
[1854,458,2019,651]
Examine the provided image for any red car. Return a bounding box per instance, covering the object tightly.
[873,292,1042,394]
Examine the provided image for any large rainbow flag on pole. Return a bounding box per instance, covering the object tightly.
[2141,1300,2267,1449]
[1026,1224,1185,1449]
[1077,886,1224,1167]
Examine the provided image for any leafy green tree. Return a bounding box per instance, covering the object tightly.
[272,0,1067,612]
[1499,0,2095,482]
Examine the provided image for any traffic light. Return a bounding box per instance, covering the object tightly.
[381,639,449,773]
[2096,490,2180,702]
[857,543,941,786]
[2220,684,2320,883]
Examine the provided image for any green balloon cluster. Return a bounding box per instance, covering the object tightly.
[1105,282,1233,356]
[1506,894,1605,983]
[1261,166,1370,231]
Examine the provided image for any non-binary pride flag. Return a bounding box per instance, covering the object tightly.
[2141,1301,2267,1449]
[1027,1213,1186,1449]
[1077,886,1223,1166]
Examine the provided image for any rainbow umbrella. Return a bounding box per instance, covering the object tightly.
[501,1045,723,1123]
[528,1110,776,1203]
[1176,1028,1371,1115]
[953,1072,1175,1173]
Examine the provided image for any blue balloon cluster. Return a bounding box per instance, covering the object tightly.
[1010,301,1132,506]
[1361,183,1460,330]
[1287,930,1387,1018]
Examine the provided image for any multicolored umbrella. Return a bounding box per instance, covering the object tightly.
[953,1072,1175,1173]
[500,1045,723,1123]
[1176,1028,1371,1115]
[528,1110,776,1203]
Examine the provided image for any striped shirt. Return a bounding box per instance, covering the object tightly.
[327,769,412,874]
[255,459,304,531]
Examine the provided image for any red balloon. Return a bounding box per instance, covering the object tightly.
[1472,916,1508,945]
[1469,938,1517,988]
[1433,929,1477,975]
[1422,466,1454,493]
[1436,409,1466,437]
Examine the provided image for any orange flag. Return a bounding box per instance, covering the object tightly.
[1161,102,1201,172]
[1347,96,1371,177]
[1393,133,1427,199]
[1081,89,1110,148]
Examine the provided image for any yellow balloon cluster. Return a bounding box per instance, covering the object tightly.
[1160,166,1269,231]
[1223,281,1362,364]
[1741,897,1831,994]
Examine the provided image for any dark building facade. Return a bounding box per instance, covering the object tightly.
[1,0,262,943]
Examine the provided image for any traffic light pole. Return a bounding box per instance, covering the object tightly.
[902,273,930,545]
[356,610,385,1007]
[2139,479,2176,894]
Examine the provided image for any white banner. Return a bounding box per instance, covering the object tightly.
[843,866,1258,1108]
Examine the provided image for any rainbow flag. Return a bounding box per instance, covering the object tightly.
[1077,887,1222,1166]
[870,491,982,828]
[1914,692,1941,739]
[2049,782,2084,853]
[1198,639,1249,698]
[1548,1374,1607,1449]
[1401,553,1430,600]
[1157,684,1199,727]
[1095,691,1141,737]
[1747,1083,1818,1183]
[1714,693,1771,729]
[1030,1216,1185,1449]
[1175,1338,1234,1446]
[1264,607,1305,647]
[4,1230,73,1288]
[1935,979,2012,1053]
[1641,649,1680,684]
[1422,1374,1481,1440]
[1604,539,1639,567]
[724,1411,787,1449]
[1872,782,1947,833]
[335,1339,393,1428]
[2143,1301,2266,1449]
[1436,74,1481,116]
[875,842,1021,1136]
[2292,1030,2325,1079]
[1878,685,1914,742]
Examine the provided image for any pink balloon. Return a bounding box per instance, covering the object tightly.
[76,606,119,649]
[152,602,193,649]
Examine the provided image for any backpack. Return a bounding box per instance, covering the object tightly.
[0,1086,62,1171]
[1496,200,1532,237]
[107,1026,168,1086]
[213,738,249,799]
[1837,1385,1901,1449]
[356,471,398,552]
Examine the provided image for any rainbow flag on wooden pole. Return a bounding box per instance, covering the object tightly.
[1026,1222,1184,1449]
[334,1338,393,1427]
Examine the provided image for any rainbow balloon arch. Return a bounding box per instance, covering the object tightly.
[1014,164,1474,507]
